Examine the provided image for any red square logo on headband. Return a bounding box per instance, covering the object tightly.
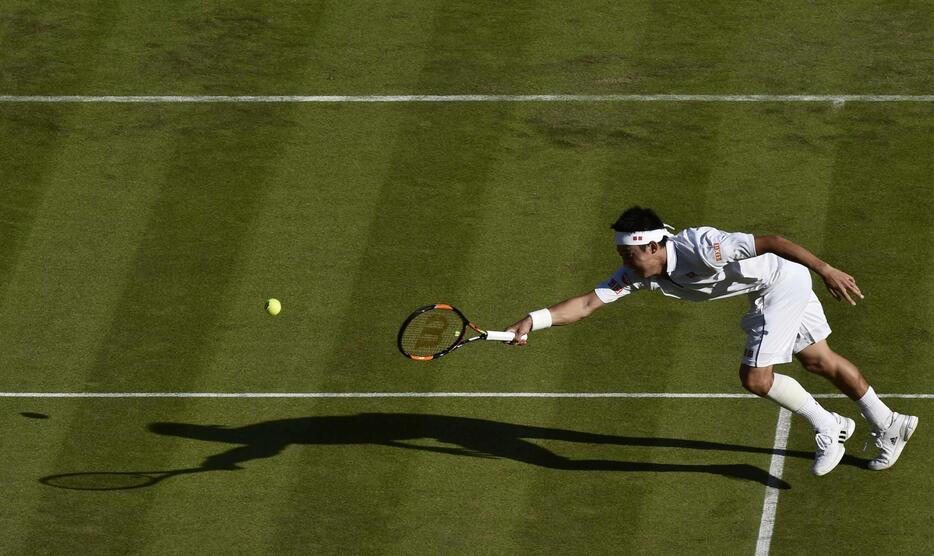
[632,235,642,241]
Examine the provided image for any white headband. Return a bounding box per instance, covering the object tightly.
[615,224,675,246]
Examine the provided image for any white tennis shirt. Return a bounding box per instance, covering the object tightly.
[595,227,785,303]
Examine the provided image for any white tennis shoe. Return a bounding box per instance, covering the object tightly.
[812,413,855,477]
[866,412,918,471]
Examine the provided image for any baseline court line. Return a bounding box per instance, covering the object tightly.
[1,94,934,104]
[0,392,932,398]
[755,408,793,556]
[0,391,756,398]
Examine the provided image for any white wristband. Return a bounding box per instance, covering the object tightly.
[528,308,553,331]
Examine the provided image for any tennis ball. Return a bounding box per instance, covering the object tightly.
[265,298,281,316]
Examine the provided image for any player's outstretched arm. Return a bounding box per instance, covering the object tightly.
[505,291,605,345]
[755,235,865,305]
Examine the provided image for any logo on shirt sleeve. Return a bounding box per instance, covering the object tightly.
[713,242,723,262]
[607,273,631,294]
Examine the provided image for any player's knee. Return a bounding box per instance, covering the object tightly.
[740,368,773,396]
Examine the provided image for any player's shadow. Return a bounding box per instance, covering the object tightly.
[147,413,854,489]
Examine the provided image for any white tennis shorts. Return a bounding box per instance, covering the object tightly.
[740,261,831,367]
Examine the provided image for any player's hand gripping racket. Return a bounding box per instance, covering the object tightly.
[398,304,525,361]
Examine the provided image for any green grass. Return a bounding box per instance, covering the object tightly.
[1,1,933,554]
[3,398,784,554]
[3,1,934,95]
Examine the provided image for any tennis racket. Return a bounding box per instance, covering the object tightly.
[398,303,524,361]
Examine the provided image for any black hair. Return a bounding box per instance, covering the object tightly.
[611,206,666,232]
[610,206,667,247]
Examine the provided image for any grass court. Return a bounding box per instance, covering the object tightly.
[1,1,933,554]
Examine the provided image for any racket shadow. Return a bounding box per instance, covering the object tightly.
[145,413,855,489]
[40,468,205,491]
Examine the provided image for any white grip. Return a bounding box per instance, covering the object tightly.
[485,330,528,342]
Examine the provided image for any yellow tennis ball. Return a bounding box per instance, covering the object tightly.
[265,298,281,316]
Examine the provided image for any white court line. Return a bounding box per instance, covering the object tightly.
[755,408,793,556]
[0,391,932,398]
[1,94,934,104]
[0,391,757,398]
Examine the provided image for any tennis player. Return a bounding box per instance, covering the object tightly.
[506,206,918,476]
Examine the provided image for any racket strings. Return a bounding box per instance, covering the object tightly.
[399,309,464,356]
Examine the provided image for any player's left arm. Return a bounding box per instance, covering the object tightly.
[754,235,864,305]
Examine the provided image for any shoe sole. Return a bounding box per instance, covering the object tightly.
[868,416,918,471]
[812,417,856,477]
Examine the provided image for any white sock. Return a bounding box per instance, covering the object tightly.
[795,398,839,433]
[856,386,893,430]
[766,373,837,432]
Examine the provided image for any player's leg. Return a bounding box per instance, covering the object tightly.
[796,339,870,402]
[796,340,918,470]
[740,265,841,435]
[740,364,835,430]
[739,363,854,476]
[741,264,856,475]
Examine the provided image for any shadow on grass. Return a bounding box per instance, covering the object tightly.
[42,413,868,490]
[141,413,845,490]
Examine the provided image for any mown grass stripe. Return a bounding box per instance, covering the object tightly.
[821,104,934,385]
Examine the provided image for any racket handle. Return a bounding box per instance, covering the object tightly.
[485,331,528,342]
